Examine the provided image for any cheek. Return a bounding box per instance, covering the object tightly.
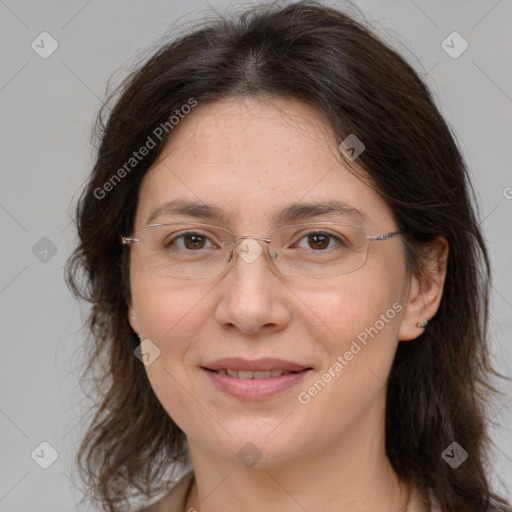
[300,268,403,349]
[297,264,405,399]
[130,276,213,431]
[130,268,210,345]
[293,281,403,441]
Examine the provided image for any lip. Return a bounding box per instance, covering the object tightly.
[201,367,312,400]
[202,357,310,372]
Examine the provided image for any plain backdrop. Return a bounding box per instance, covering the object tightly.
[0,0,511,510]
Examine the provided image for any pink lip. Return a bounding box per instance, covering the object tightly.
[202,357,309,372]
[201,367,312,400]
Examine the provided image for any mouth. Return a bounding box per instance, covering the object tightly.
[200,358,313,400]
[202,357,311,373]
[203,368,304,379]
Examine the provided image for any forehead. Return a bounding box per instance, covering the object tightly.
[135,97,395,231]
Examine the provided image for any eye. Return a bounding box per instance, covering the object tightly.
[164,231,217,250]
[293,231,346,251]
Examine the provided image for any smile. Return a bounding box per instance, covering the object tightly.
[209,369,296,378]
[202,367,312,400]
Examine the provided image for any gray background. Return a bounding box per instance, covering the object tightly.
[1,0,511,510]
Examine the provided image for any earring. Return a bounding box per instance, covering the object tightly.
[129,315,140,337]
[417,319,429,328]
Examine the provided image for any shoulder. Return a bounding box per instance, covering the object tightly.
[138,470,195,512]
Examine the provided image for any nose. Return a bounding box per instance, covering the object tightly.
[214,237,291,335]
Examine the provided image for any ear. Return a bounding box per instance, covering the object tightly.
[398,237,449,341]
[128,304,141,337]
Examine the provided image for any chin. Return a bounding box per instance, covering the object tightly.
[191,420,312,468]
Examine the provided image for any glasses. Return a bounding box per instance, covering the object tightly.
[121,221,404,280]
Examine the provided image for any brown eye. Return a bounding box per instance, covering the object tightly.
[163,231,215,251]
[183,234,207,250]
[294,231,344,251]
[307,233,330,250]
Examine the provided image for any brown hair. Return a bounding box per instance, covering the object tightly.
[66,1,511,511]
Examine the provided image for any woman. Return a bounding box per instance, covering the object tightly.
[66,1,511,511]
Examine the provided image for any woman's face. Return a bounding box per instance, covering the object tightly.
[128,96,413,468]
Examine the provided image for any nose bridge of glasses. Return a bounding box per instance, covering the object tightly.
[233,234,272,244]
[228,235,273,266]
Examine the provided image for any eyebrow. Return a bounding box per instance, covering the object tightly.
[146,198,366,226]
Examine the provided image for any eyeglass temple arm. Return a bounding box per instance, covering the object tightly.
[121,236,138,245]
[367,229,405,242]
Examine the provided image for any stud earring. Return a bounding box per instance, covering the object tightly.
[129,315,140,337]
[417,319,429,328]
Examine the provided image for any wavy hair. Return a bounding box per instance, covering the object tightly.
[66,1,510,510]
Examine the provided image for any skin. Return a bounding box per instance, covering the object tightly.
[128,96,448,511]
